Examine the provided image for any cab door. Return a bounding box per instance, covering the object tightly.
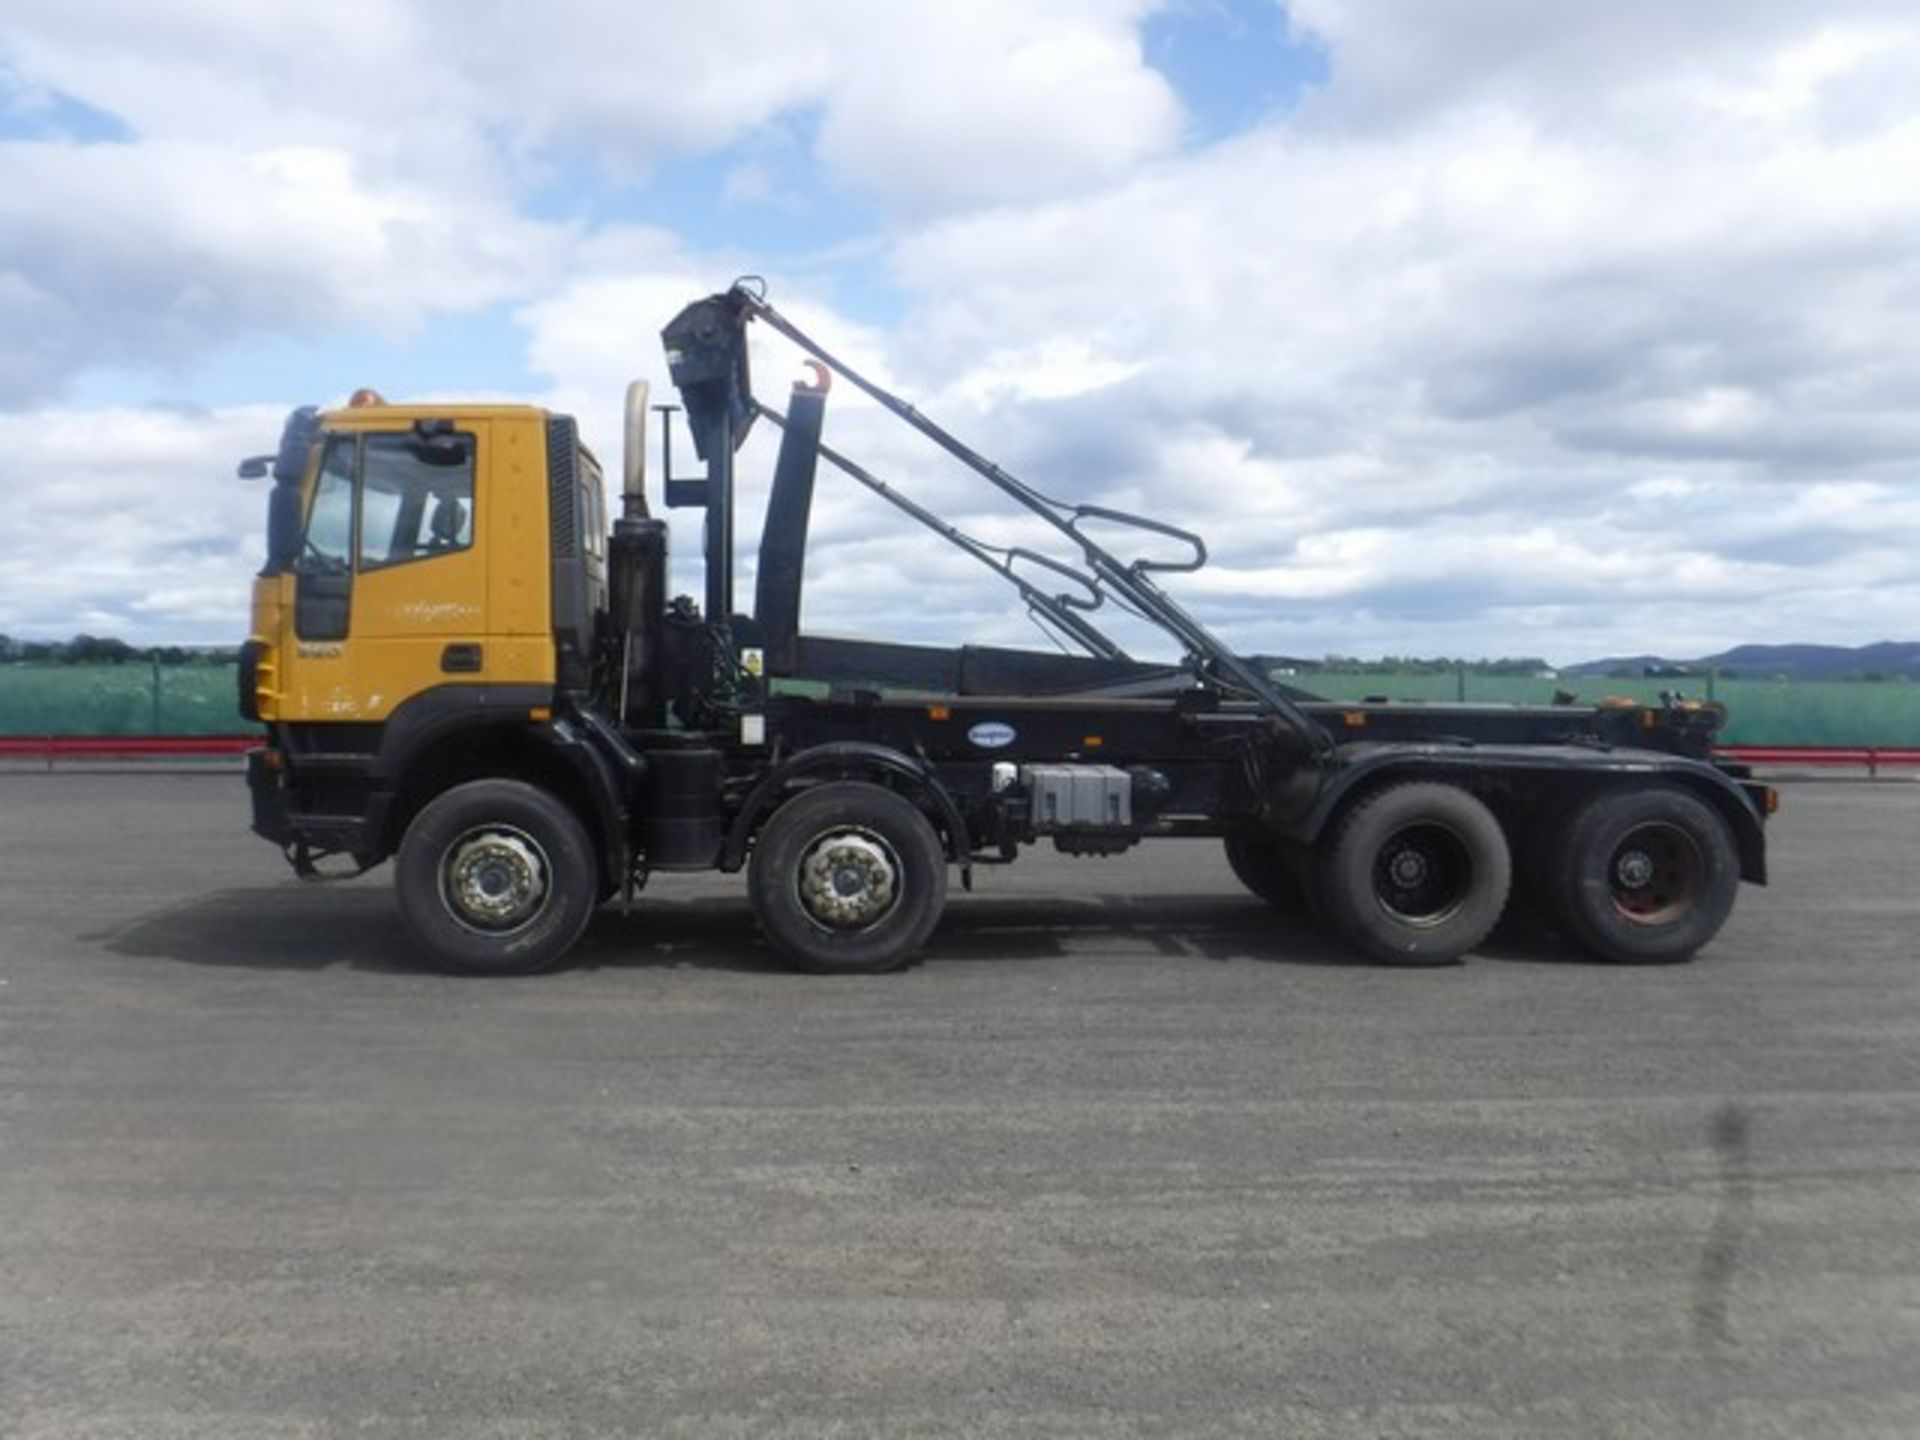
[281,421,494,723]
[347,423,492,719]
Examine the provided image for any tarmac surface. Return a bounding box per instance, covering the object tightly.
[1,772,1916,1437]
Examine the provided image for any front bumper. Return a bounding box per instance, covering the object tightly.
[247,745,385,858]
[247,747,294,846]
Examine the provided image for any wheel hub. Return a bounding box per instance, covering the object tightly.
[1608,823,1704,925]
[1373,825,1469,927]
[798,831,898,930]
[443,827,549,932]
[1389,849,1431,888]
[1614,849,1656,891]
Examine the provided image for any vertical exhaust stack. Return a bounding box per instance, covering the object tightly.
[612,377,668,725]
[622,380,650,521]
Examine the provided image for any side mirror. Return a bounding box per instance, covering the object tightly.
[410,419,468,467]
[237,455,272,480]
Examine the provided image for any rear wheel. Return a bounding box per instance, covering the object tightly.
[749,781,948,974]
[1547,786,1738,964]
[394,779,598,975]
[1315,782,1511,965]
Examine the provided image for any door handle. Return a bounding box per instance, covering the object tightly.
[441,643,483,674]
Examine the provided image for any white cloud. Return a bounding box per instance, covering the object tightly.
[3,1,1920,662]
[810,0,1182,209]
[0,136,564,404]
[412,0,1179,208]
[0,406,280,640]
[852,9,1920,657]
[1282,0,1920,136]
[0,0,1181,404]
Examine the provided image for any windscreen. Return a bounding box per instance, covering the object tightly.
[303,438,355,567]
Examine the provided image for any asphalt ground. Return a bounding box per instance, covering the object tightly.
[1,774,1916,1438]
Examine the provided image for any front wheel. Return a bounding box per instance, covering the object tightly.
[1546,786,1739,964]
[749,781,948,974]
[1314,782,1512,965]
[394,779,598,975]
[1224,831,1308,913]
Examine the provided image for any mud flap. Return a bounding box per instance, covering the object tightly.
[286,842,380,883]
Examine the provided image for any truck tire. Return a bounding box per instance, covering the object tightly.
[394,779,598,976]
[1223,832,1306,913]
[749,781,948,974]
[1315,782,1511,965]
[1547,785,1738,964]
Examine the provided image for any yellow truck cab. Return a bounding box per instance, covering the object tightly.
[242,396,626,957]
[248,399,607,719]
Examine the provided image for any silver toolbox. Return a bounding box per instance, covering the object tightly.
[1022,764,1132,831]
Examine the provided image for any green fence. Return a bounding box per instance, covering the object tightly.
[0,663,254,737]
[1296,671,1920,748]
[3,662,1917,747]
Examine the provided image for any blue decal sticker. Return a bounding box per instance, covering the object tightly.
[967,721,1017,749]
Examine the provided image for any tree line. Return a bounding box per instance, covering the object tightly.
[1254,654,1557,676]
[0,635,241,665]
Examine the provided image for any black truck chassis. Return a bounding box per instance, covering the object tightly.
[246,281,1771,976]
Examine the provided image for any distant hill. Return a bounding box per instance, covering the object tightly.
[1567,641,1920,681]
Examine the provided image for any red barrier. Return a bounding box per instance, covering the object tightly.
[0,735,259,760]
[4,735,1916,772]
[1719,746,1920,775]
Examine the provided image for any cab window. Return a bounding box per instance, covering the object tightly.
[578,471,605,563]
[358,431,476,569]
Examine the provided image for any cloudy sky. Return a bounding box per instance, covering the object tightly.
[3,0,1918,663]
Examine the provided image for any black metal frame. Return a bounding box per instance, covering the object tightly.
[658,282,1330,754]
[738,288,1331,754]
[752,399,1129,664]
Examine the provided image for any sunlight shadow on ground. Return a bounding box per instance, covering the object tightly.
[92,880,1600,976]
